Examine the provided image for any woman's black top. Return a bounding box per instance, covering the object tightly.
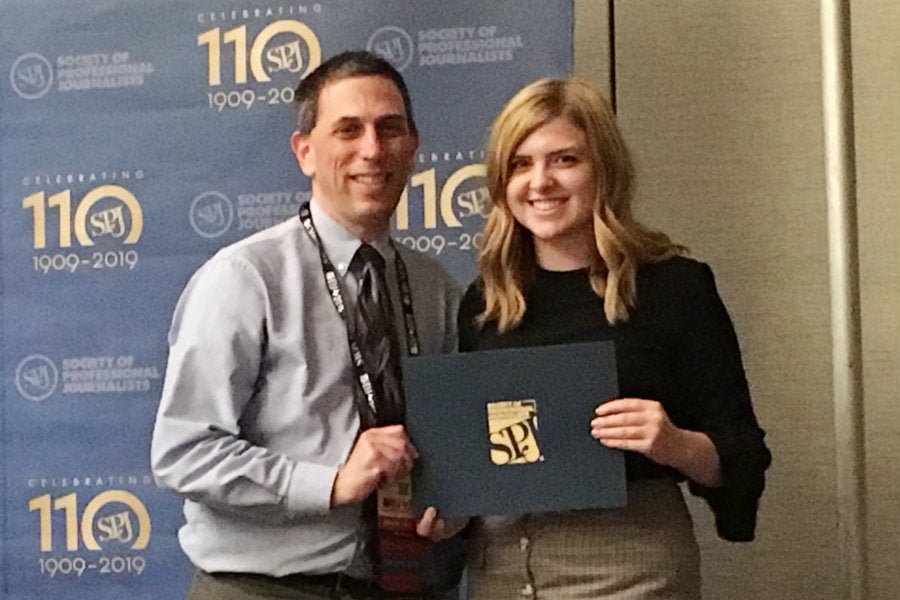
[458,256,771,542]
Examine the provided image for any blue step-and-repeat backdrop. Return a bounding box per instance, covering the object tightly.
[1,1,572,597]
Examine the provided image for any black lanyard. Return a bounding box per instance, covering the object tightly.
[298,203,420,418]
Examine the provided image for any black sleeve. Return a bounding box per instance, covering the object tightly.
[673,263,772,542]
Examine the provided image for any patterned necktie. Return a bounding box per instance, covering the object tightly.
[350,244,430,595]
[350,244,404,426]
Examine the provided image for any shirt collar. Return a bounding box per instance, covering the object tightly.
[309,199,393,276]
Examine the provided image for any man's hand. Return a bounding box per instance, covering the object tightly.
[415,506,469,541]
[331,425,417,507]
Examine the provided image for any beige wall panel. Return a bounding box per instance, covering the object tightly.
[852,1,900,598]
[573,0,611,92]
[613,3,838,598]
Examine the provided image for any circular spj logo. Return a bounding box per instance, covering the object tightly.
[10,53,54,100]
[15,354,59,401]
[190,191,234,238]
[367,27,414,72]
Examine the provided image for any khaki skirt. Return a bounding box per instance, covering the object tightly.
[469,479,700,599]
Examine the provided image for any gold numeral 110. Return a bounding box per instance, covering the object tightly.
[197,20,321,86]
[395,164,486,230]
[28,491,152,553]
[21,185,143,250]
[29,493,79,552]
[22,190,73,249]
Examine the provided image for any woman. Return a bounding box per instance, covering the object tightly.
[458,78,771,598]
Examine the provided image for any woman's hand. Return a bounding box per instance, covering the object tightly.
[591,398,722,487]
[590,398,680,464]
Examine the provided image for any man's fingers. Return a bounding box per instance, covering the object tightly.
[415,509,470,541]
[415,506,440,537]
[358,427,416,465]
[333,425,418,506]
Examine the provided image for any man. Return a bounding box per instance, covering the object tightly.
[151,51,464,600]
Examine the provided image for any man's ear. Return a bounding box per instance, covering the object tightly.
[408,129,420,157]
[291,130,315,177]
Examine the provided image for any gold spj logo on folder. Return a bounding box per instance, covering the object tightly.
[487,400,543,465]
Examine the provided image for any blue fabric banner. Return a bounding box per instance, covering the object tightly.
[1,1,572,597]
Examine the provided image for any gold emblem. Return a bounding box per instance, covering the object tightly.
[487,400,543,465]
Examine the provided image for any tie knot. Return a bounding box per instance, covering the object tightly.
[352,244,386,276]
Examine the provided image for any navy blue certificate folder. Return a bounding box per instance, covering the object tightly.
[402,341,626,517]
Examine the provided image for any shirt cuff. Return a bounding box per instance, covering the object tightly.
[284,462,339,514]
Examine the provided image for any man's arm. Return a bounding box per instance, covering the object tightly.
[150,257,335,517]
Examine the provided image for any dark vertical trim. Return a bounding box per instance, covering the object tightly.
[608,0,617,111]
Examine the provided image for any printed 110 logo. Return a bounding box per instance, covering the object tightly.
[22,185,143,249]
[198,20,321,85]
[29,490,151,552]
[395,164,489,231]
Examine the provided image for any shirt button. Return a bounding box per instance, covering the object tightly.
[519,537,530,552]
[520,583,535,597]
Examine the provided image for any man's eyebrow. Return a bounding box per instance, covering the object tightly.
[375,113,408,125]
[327,114,407,129]
[330,116,362,128]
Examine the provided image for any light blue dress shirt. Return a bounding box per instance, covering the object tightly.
[151,201,461,577]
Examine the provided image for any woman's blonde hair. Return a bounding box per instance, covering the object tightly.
[478,77,684,331]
